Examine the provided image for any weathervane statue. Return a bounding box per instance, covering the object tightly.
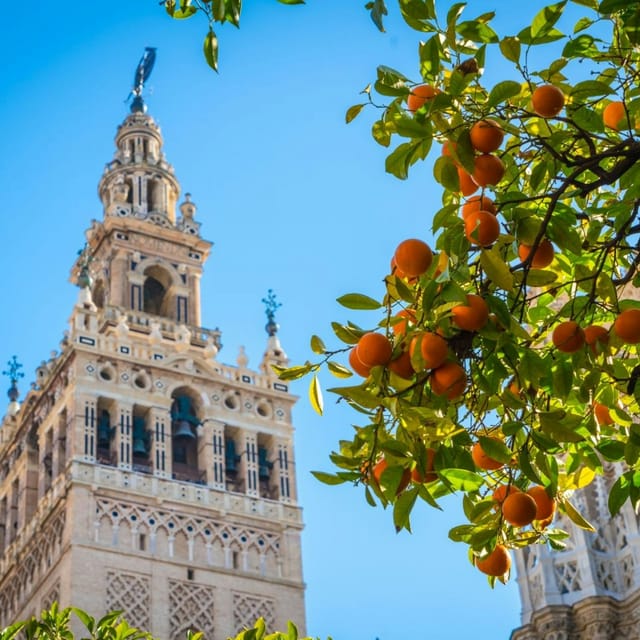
[127,47,157,113]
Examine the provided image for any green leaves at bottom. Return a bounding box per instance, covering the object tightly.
[203,29,219,72]
[309,375,324,415]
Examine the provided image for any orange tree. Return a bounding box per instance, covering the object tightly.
[168,0,640,583]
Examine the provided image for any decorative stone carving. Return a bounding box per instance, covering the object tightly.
[168,579,215,640]
[105,570,150,630]
[233,592,276,633]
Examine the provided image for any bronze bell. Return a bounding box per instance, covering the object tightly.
[173,420,196,440]
[132,436,148,456]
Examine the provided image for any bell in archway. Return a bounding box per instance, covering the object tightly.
[173,420,195,440]
[132,416,150,456]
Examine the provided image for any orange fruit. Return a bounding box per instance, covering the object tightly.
[518,239,555,268]
[552,320,585,353]
[531,84,565,118]
[407,84,439,112]
[411,448,437,483]
[461,195,496,219]
[613,308,640,344]
[430,362,467,400]
[392,309,417,337]
[470,119,504,153]
[457,167,479,196]
[472,154,505,187]
[526,486,556,521]
[464,211,500,247]
[584,324,609,354]
[409,331,449,370]
[603,100,629,131]
[388,349,415,379]
[349,347,371,378]
[502,491,538,527]
[593,401,614,426]
[373,458,411,495]
[471,439,504,471]
[393,239,433,278]
[356,332,393,368]
[493,484,520,506]
[476,545,511,577]
[451,294,489,332]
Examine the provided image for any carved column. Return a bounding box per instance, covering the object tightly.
[150,406,170,479]
[116,403,133,470]
[244,432,258,498]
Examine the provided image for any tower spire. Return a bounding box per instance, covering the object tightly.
[260,289,288,375]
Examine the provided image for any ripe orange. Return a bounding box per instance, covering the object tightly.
[593,401,614,426]
[409,331,449,370]
[411,448,437,483]
[472,154,505,187]
[584,324,609,355]
[392,309,417,337]
[465,211,500,247]
[461,195,496,219]
[393,239,433,278]
[349,347,371,377]
[407,84,439,112]
[471,439,504,471]
[526,486,556,521]
[388,349,415,379]
[502,491,538,527]
[613,308,640,344]
[493,484,520,506]
[372,457,411,495]
[356,332,393,368]
[451,294,489,332]
[603,100,629,131]
[430,361,467,400]
[470,119,504,153]
[552,321,585,353]
[458,167,479,196]
[531,84,565,118]
[476,545,511,577]
[518,239,555,268]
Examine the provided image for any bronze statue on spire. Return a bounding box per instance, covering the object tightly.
[128,47,157,113]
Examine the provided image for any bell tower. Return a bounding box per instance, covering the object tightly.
[0,51,305,639]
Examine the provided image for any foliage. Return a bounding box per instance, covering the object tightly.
[0,605,324,640]
[166,0,640,583]
[273,0,640,584]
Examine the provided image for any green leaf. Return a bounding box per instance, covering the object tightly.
[480,247,514,291]
[287,620,299,640]
[499,36,521,63]
[277,364,312,381]
[336,293,382,310]
[311,471,348,485]
[439,468,485,491]
[346,104,366,124]
[368,0,388,31]
[393,487,419,532]
[309,375,324,415]
[327,360,353,379]
[278,0,305,4]
[561,497,596,532]
[608,474,630,515]
[599,0,637,13]
[456,20,499,43]
[329,385,382,410]
[569,80,613,98]
[203,29,219,72]
[487,80,521,108]
[478,436,513,464]
[310,335,325,354]
[531,1,567,39]
[331,322,363,344]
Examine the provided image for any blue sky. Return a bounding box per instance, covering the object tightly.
[0,0,594,637]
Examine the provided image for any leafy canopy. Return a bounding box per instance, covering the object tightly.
[167,0,640,583]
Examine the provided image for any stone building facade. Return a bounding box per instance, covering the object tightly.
[0,98,306,639]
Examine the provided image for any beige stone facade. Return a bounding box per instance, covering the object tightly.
[0,102,305,638]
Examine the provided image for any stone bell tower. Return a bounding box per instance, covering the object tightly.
[0,52,305,639]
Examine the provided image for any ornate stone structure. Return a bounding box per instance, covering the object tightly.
[0,98,305,638]
[512,467,640,639]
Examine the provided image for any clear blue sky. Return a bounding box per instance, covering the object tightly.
[0,1,588,637]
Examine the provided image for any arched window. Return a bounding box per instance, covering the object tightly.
[142,265,173,318]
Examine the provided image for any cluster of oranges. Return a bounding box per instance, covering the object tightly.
[346,81,640,579]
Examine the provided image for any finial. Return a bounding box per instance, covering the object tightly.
[76,244,93,289]
[262,289,282,337]
[3,356,24,413]
[127,47,157,113]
